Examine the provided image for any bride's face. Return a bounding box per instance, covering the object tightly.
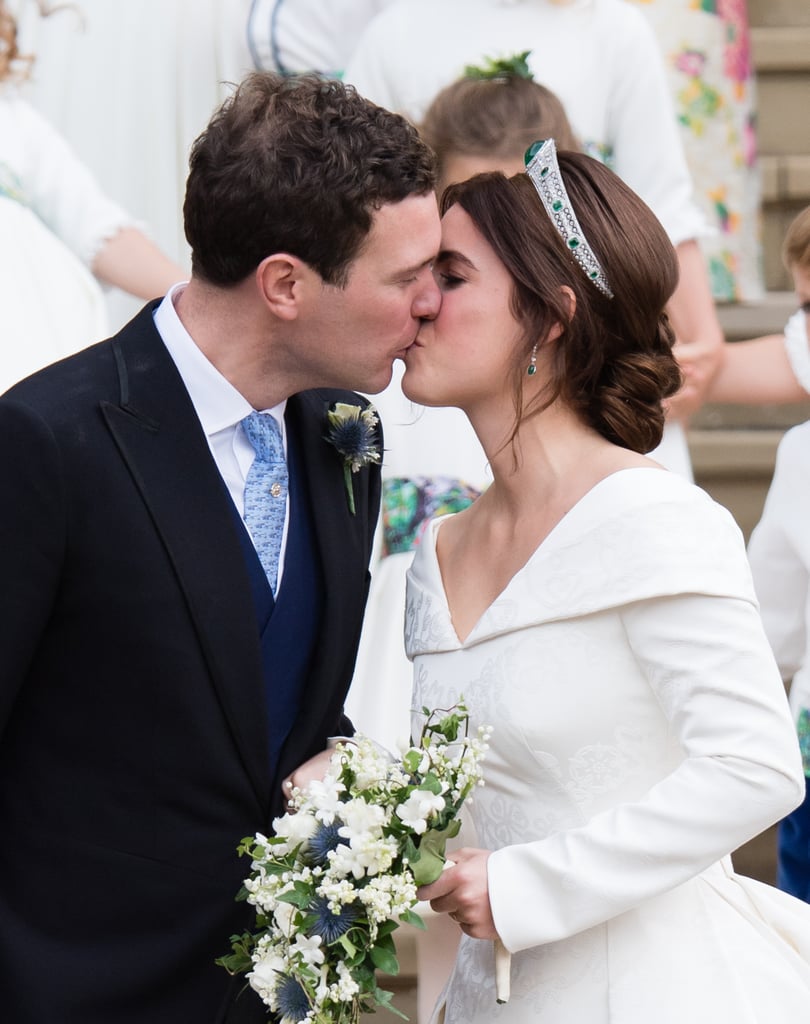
[401,203,523,410]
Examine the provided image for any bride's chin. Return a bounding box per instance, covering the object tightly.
[401,362,455,407]
[400,372,432,406]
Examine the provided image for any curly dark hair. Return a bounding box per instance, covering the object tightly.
[442,153,682,454]
[184,72,437,287]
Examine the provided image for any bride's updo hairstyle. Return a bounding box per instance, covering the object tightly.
[440,151,682,454]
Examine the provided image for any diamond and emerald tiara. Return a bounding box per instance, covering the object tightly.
[524,138,614,299]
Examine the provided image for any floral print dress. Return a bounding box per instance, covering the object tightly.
[628,0,761,301]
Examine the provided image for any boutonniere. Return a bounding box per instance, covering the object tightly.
[325,402,381,515]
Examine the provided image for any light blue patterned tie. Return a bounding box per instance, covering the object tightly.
[242,411,288,596]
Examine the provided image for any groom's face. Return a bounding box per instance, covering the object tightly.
[306,192,443,395]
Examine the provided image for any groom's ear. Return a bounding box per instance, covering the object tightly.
[256,253,310,321]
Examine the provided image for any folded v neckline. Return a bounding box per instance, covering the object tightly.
[429,467,666,646]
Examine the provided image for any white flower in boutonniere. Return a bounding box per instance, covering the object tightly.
[325,402,381,515]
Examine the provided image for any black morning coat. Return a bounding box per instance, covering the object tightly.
[0,302,381,1023]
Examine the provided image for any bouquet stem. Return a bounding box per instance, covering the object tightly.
[494,938,511,1004]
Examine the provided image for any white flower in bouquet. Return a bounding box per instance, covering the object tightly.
[395,789,446,834]
[218,702,491,1023]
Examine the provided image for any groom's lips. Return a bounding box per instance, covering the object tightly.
[395,340,417,358]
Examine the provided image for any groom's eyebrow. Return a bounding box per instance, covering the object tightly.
[387,255,436,282]
[406,256,437,274]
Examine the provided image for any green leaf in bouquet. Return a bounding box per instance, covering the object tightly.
[372,985,409,1020]
[376,919,399,939]
[410,819,462,886]
[216,931,256,975]
[370,942,400,976]
[353,960,378,990]
[277,881,314,909]
[419,773,443,795]
[337,932,358,960]
[398,906,427,930]
[259,857,295,877]
[434,713,463,741]
[402,748,422,774]
[236,835,256,857]
[402,834,419,864]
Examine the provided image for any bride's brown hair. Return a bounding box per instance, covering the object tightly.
[441,153,681,454]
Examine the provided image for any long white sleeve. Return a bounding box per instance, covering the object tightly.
[488,588,803,953]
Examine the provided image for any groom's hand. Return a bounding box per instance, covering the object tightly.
[417,847,497,940]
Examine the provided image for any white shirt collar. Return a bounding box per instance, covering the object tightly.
[153,282,287,435]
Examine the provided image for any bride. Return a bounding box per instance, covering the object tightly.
[403,140,810,1021]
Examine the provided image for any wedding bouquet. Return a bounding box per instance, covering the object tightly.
[218,704,491,1023]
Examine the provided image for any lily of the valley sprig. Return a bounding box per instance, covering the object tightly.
[325,403,381,515]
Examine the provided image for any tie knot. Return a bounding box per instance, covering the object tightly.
[242,411,284,464]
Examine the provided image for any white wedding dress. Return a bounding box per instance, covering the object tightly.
[405,467,810,1022]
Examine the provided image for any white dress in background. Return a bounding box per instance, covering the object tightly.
[12,0,253,328]
[0,89,131,391]
[405,467,810,1022]
[246,0,395,77]
[748,419,810,766]
[0,196,107,393]
[345,0,707,249]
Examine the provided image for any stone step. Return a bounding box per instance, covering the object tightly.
[716,290,795,340]
[749,0,810,29]
[752,27,810,159]
[752,26,810,71]
[756,77,810,158]
[761,155,810,203]
[745,27,809,289]
[690,426,780,541]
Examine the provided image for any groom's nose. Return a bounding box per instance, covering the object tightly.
[413,274,441,321]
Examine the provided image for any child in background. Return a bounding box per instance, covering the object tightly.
[748,205,810,901]
[1,0,185,390]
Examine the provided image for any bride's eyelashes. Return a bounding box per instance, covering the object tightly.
[437,271,465,290]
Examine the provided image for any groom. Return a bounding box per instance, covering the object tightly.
[0,72,440,1023]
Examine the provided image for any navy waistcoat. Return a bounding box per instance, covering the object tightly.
[227,426,324,777]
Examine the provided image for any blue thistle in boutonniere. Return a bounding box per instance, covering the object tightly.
[325,402,381,515]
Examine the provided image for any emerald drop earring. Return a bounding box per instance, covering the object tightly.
[527,344,538,376]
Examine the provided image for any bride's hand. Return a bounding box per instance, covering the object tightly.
[416,847,497,939]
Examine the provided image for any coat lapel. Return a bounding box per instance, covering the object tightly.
[279,392,377,769]
[100,307,271,812]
